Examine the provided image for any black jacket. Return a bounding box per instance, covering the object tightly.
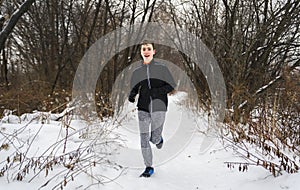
[128,60,176,112]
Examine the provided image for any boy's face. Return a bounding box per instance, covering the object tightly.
[141,44,156,64]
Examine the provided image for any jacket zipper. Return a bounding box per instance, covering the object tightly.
[146,64,152,113]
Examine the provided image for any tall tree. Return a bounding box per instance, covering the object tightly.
[0,0,35,88]
[0,0,35,51]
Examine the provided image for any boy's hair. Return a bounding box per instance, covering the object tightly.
[140,40,155,50]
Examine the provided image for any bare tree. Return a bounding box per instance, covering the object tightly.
[0,0,35,50]
[0,0,35,89]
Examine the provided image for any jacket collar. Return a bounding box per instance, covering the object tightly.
[141,59,155,66]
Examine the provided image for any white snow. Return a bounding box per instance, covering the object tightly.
[0,92,299,190]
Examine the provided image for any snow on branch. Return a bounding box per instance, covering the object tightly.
[238,56,300,110]
[238,76,282,109]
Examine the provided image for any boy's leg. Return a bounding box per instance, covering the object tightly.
[150,111,166,144]
[138,110,152,167]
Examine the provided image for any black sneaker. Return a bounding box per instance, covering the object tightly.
[156,137,163,149]
[140,167,154,177]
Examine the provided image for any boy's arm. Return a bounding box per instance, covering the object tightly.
[128,72,140,103]
[164,67,176,93]
[151,67,176,96]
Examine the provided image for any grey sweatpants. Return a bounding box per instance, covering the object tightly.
[138,110,166,167]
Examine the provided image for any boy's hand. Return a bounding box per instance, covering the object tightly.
[168,89,177,96]
[128,96,135,103]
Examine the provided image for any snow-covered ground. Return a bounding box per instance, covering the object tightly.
[0,92,299,190]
